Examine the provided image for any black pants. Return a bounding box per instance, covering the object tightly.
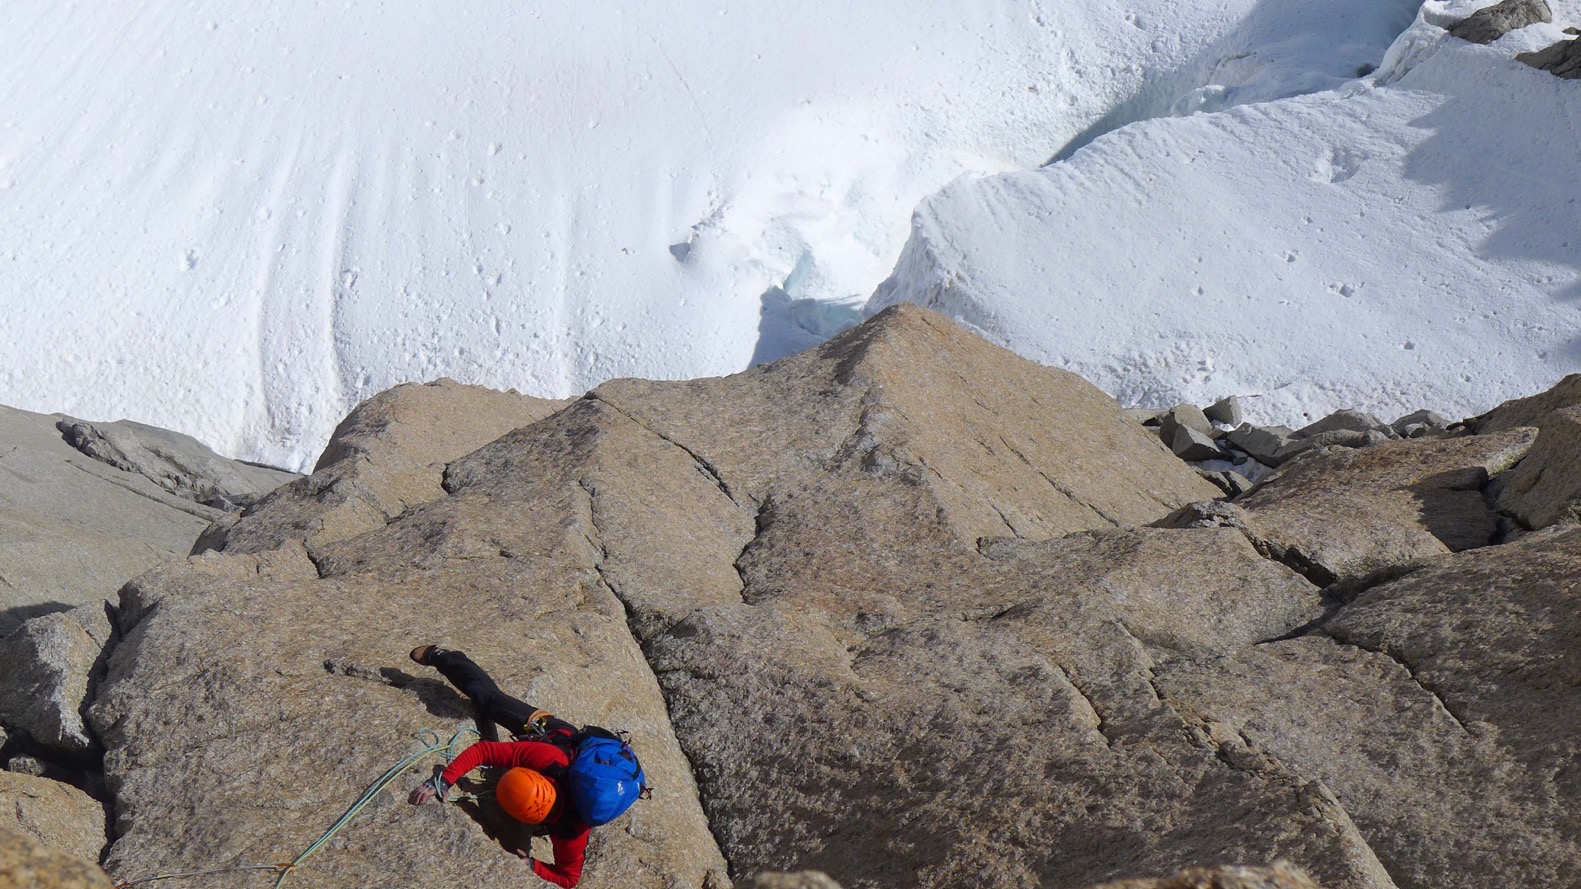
[431,649,576,741]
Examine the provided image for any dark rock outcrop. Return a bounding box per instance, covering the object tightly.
[1517,34,1581,76]
[1448,0,1552,43]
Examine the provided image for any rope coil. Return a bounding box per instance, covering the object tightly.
[111,727,480,889]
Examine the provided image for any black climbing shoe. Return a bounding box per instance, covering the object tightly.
[409,645,447,666]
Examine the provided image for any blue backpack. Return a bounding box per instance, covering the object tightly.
[566,727,649,826]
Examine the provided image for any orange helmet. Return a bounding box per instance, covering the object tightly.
[496,768,557,824]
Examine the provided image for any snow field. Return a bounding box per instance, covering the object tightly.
[2,0,1430,469]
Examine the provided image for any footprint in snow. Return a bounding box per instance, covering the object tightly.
[1314,147,1369,184]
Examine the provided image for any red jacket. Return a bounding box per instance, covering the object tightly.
[441,740,590,888]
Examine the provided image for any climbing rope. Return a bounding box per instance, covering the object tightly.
[111,727,481,889]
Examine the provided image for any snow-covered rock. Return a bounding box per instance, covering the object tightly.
[870,16,1581,432]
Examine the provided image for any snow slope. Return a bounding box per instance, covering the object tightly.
[1,0,1419,469]
[871,2,1581,428]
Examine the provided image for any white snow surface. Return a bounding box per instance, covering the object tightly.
[872,1,1581,429]
[0,0,1427,470]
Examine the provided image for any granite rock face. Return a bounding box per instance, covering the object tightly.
[1155,525,1581,889]
[194,379,567,555]
[1497,406,1581,530]
[0,772,106,866]
[55,417,294,510]
[0,602,114,757]
[12,305,1579,889]
[0,826,111,889]
[1089,863,1322,889]
[1224,429,1536,589]
[1474,372,1581,433]
[0,406,282,636]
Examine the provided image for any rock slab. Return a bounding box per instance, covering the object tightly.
[0,773,106,866]
[0,825,111,889]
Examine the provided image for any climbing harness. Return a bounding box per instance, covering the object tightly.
[111,727,481,889]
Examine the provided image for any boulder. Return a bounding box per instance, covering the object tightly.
[1520,37,1581,77]
[1225,429,1535,588]
[1154,525,1581,888]
[1172,425,1227,461]
[55,417,295,510]
[1225,424,1294,465]
[196,379,568,555]
[1126,407,1166,426]
[1204,396,1245,427]
[1088,862,1322,889]
[1496,406,1581,529]
[0,772,106,866]
[0,826,112,889]
[1473,372,1581,433]
[1271,429,1390,465]
[1160,404,1214,445]
[1294,410,1394,440]
[0,602,114,757]
[1447,0,1552,43]
[1389,409,1450,438]
[0,406,230,635]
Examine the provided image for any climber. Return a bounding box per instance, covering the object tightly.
[405,646,648,889]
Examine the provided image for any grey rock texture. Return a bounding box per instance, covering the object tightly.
[1160,404,1214,445]
[1272,429,1391,466]
[1473,372,1581,433]
[0,772,106,866]
[1516,39,1581,78]
[0,406,265,636]
[55,417,295,510]
[1448,0,1552,43]
[194,379,567,555]
[1497,406,1581,529]
[1155,525,1581,888]
[1089,862,1322,889]
[1294,410,1394,440]
[1390,410,1450,438]
[0,825,112,889]
[0,603,114,757]
[1184,429,1536,589]
[1172,425,1225,461]
[753,863,1328,889]
[1226,424,1294,465]
[1205,396,1244,427]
